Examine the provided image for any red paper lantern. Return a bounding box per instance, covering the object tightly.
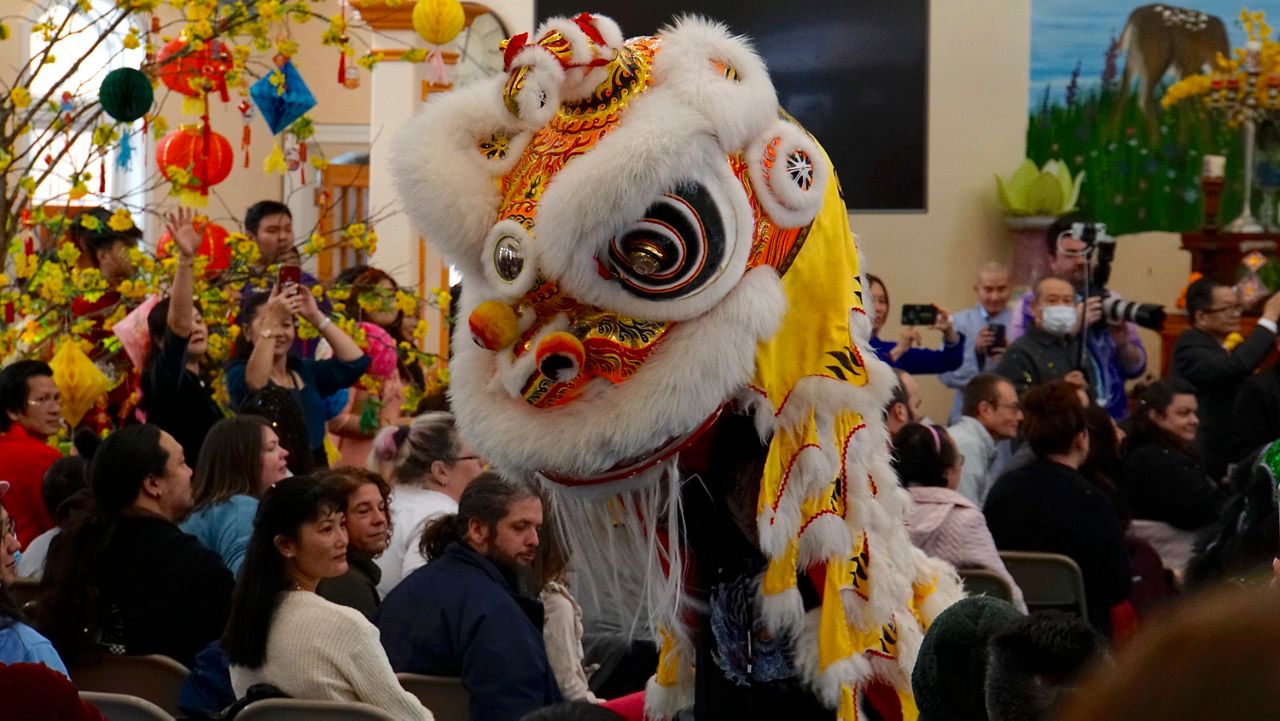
[157,221,231,275]
[156,124,234,194]
[157,36,231,99]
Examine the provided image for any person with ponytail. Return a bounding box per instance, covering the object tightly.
[368,412,486,595]
[893,422,1025,612]
[224,477,431,719]
[36,425,233,667]
[378,473,562,721]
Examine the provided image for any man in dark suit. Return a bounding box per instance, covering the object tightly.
[1171,278,1280,479]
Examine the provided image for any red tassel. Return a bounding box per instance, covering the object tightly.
[338,52,346,86]
[242,125,251,168]
[200,103,212,199]
[298,142,306,185]
[99,157,105,193]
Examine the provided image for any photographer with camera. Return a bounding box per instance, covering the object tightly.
[867,274,964,375]
[1010,216,1153,419]
[1171,278,1280,480]
[940,262,1014,424]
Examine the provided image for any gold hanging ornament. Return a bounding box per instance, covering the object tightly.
[412,0,465,88]
[48,340,110,428]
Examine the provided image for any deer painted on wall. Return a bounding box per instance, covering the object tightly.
[1120,3,1229,113]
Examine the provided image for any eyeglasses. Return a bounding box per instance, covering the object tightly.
[1204,304,1242,315]
[450,455,482,463]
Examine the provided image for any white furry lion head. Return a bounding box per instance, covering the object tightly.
[392,14,831,486]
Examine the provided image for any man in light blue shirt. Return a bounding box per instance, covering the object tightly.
[948,374,1023,505]
[940,262,1014,424]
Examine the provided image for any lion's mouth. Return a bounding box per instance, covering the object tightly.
[537,405,725,488]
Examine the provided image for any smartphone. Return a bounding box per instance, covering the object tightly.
[901,304,938,326]
[278,264,302,288]
[988,322,1007,348]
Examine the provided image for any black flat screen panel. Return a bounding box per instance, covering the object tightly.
[534,1,928,211]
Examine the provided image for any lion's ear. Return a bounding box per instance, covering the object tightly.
[391,76,530,276]
[652,15,780,154]
[745,120,831,229]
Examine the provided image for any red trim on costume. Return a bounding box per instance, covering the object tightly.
[799,508,840,535]
[539,405,724,488]
[771,442,819,515]
[838,422,866,502]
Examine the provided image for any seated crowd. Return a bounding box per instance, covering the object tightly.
[2,208,1279,721]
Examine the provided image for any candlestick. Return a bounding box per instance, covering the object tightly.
[1203,154,1226,179]
[1226,117,1264,233]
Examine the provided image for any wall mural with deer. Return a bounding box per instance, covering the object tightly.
[1028,2,1275,234]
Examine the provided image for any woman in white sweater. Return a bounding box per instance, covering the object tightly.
[223,477,432,720]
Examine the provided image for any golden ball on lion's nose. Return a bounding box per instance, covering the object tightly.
[468,300,520,351]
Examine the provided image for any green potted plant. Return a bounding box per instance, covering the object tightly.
[996,159,1085,284]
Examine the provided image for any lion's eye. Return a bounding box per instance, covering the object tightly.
[492,234,525,283]
[607,182,727,299]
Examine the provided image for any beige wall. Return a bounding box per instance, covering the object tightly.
[850,0,1185,421]
[852,0,1030,421]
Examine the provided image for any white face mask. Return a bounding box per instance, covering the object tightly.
[1040,305,1077,336]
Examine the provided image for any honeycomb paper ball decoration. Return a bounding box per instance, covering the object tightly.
[98,67,154,123]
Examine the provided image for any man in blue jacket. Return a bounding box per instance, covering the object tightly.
[376,474,562,721]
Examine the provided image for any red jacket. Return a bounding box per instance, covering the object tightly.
[0,424,60,547]
[0,662,107,721]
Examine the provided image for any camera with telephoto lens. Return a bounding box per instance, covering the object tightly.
[1071,221,1166,332]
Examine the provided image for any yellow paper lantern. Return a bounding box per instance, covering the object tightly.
[412,0,465,46]
[48,341,110,428]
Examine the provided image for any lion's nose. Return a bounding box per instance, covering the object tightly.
[468,300,521,351]
[534,332,585,383]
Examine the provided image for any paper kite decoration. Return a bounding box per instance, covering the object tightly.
[250,60,317,135]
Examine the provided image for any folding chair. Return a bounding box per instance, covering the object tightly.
[79,691,175,721]
[397,673,471,721]
[957,567,1016,604]
[69,654,190,718]
[234,698,397,721]
[998,550,1088,621]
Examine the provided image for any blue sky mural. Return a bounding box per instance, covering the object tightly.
[1031,0,1253,109]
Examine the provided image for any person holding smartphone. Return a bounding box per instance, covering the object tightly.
[939,262,1014,424]
[242,200,331,360]
[866,274,964,375]
[226,283,370,470]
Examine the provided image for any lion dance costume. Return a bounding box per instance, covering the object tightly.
[393,13,962,720]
